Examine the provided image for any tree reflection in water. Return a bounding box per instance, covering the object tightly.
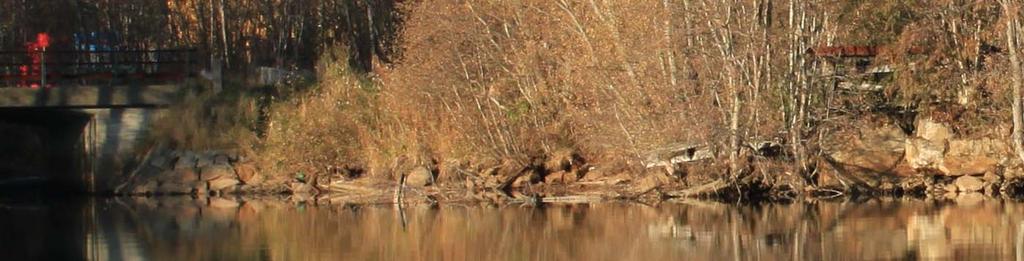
[2,196,1023,260]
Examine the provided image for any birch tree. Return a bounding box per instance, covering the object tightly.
[1001,0,1024,163]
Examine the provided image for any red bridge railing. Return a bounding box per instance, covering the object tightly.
[0,49,198,88]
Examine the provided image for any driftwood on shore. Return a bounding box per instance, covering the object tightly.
[329,182,383,194]
[539,195,605,203]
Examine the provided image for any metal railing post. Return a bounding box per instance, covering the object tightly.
[40,48,46,87]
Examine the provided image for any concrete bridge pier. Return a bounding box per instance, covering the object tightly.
[0,85,182,193]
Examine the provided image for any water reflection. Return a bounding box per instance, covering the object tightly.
[2,196,1024,260]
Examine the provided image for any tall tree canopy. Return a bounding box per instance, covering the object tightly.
[0,0,403,71]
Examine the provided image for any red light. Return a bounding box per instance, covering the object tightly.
[36,33,49,49]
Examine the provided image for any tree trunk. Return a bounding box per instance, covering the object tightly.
[208,0,216,67]
[219,0,228,68]
[729,77,742,179]
[662,0,678,86]
[1004,1,1024,163]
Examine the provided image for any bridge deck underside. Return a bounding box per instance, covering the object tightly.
[0,84,185,108]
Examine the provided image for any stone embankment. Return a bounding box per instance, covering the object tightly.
[116,148,270,195]
[822,117,1015,197]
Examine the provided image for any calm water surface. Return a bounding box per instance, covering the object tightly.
[3,195,1024,260]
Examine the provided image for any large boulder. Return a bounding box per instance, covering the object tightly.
[902,118,951,174]
[941,157,999,177]
[947,138,1009,159]
[914,118,953,143]
[905,138,1007,177]
[862,125,909,152]
[983,171,1003,183]
[830,148,904,174]
[201,164,236,181]
[940,138,1008,176]
[903,118,1009,176]
[953,175,985,192]
[827,119,1010,178]
[904,138,946,171]
[234,163,261,184]
[827,125,907,174]
[208,177,240,191]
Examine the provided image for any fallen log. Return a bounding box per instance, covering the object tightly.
[540,195,604,204]
[328,181,386,195]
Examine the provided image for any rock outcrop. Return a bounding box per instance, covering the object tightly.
[914,118,953,143]
[822,117,1010,190]
[825,124,907,175]
[904,138,945,173]
[904,118,1006,177]
[941,139,1008,176]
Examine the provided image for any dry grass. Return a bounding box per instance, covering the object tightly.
[260,0,727,180]
[148,83,261,151]
[259,52,399,179]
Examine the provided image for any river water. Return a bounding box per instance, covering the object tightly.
[2,195,1023,260]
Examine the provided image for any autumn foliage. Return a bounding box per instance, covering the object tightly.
[254,0,1024,184]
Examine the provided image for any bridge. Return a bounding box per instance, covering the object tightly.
[0,49,200,193]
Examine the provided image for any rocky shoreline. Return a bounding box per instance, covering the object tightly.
[115,116,1024,204]
[115,148,277,196]
[819,117,1018,198]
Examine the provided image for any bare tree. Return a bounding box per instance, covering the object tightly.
[662,0,678,86]
[1002,0,1024,163]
